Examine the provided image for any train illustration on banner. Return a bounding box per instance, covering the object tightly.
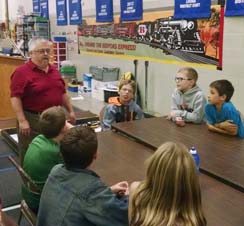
[78,17,205,55]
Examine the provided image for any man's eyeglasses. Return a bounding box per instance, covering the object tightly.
[175,77,192,82]
[33,48,51,54]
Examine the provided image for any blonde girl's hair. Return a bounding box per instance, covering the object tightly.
[130,142,206,226]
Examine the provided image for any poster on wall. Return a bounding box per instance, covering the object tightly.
[69,0,82,25]
[56,0,68,25]
[33,0,40,13]
[96,0,113,22]
[78,5,223,70]
[174,0,211,19]
[40,0,49,19]
[225,0,244,16]
[120,0,143,21]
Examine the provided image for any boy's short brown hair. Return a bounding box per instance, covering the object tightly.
[210,79,234,102]
[118,80,136,95]
[39,106,66,139]
[60,126,98,169]
[178,67,198,83]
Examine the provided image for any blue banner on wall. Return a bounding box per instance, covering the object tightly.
[56,0,68,25]
[33,0,40,13]
[96,0,113,22]
[174,0,211,19]
[120,0,143,21]
[40,0,49,19]
[69,0,82,25]
[225,0,244,16]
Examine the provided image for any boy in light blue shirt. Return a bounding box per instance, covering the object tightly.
[205,79,244,138]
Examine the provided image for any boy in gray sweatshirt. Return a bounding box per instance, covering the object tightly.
[167,67,206,124]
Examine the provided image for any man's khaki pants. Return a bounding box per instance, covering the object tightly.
[17,111,41,166]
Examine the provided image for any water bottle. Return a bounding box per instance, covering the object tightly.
[78,85,83,96]
[190,147,200,172]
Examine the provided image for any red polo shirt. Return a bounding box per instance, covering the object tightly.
[10,60,66,112]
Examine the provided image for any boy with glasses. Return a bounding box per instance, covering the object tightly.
[167,67,206,125]
[101,80,144,130]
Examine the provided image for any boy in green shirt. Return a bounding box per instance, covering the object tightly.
[23,106,72,213]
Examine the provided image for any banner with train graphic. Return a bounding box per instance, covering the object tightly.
[78,5,223,70]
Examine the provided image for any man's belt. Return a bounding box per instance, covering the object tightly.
[24,110,43,115]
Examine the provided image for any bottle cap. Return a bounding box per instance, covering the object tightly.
[190,146,197,154]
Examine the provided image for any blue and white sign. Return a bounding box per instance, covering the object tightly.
[96,0,113,22]
[120,0,143,21]
[40,0,49,19]
[174,0,211,19]
[225,0,244,16]
[33,0,40,13]
[69,0,82,25]
[56,0,67,25]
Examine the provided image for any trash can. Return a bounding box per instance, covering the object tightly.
[104,88,119,103]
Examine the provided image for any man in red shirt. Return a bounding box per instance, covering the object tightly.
[10,38,76,165]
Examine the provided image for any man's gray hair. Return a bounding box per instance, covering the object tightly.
[28,38,52,52]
